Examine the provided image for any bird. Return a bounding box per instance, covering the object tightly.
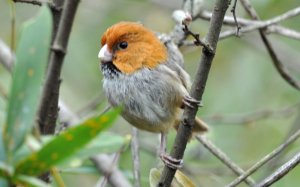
[98,21,208,169]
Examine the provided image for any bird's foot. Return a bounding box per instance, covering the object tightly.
[160,153,183,170]
[183,95,202,108]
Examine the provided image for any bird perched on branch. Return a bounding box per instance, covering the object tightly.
[98,22,208,168]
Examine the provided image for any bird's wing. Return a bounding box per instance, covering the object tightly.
[163,40,191,90]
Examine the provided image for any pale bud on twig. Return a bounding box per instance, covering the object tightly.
[172,10,192,26]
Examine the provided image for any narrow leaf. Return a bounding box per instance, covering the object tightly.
[0,161,13,178]
[149,168,162,187]
[3,6,52,153]
[149,168,195,187]
[174,170,196,187]
[15,109,120,176]
[15,175,49,187]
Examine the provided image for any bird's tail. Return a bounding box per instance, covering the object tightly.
[174,116,208,139]
[193,117,209,133]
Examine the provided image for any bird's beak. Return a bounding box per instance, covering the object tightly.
[98,44,113,62]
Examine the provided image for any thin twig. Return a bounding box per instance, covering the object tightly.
[220,6,300,39]
[91,154,132,187]
[194,10,300,41]
[93,141,131,187]
[50,167,66,187]
[196,135,255,186]
[37,0,80,134]
[265,107,300,170]
[255,151,300,187]
[13,0,43,6]
[266,25,300,40]
[182,24,214,53]
[226,128,300,187]
[158,0,230,186]
[131,127,141,187]
[230,0,241,36]
[240,0,300,92]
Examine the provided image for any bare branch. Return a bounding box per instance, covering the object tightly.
[226,128,300,187]
[266,25,300,40]
[266,109,300,170]
[182,24,214,53]
[13,0,43,6]
[158,0,230,186]
[196,135,255,186]
[195,11,300,41]
[91,154,132,187]
[13,0,61,11]
[239,0,300,92]
[38,0,80,134]
[255,151,300,187]
[220,6,300,39]
[131,127,141,187]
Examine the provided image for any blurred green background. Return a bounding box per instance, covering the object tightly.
[1,0,300,186]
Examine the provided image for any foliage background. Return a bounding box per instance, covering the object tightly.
[0,0,300,186]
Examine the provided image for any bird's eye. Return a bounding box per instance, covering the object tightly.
[118,41,128,49]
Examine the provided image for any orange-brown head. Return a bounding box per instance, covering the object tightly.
[98,22,168,74]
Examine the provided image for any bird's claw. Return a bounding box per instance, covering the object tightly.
[183,96,202,108]
[160,153,183,170]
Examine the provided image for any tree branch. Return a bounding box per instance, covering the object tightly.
[266,108,300,170]
[266,25,300,40]
[37,0,80,134]
[226,128,300,187]
[220,6,300,39]
[196,10,300,41]
[196,135,255,186]
[91,154,132,187]
[239,0,300,92]
[158,0,230,186]
[13,0,61,11]
[255,151,300,187]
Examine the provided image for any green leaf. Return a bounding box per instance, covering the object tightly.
[3,6,52,154]
[15,108,120,176]
[15,175,49,187]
